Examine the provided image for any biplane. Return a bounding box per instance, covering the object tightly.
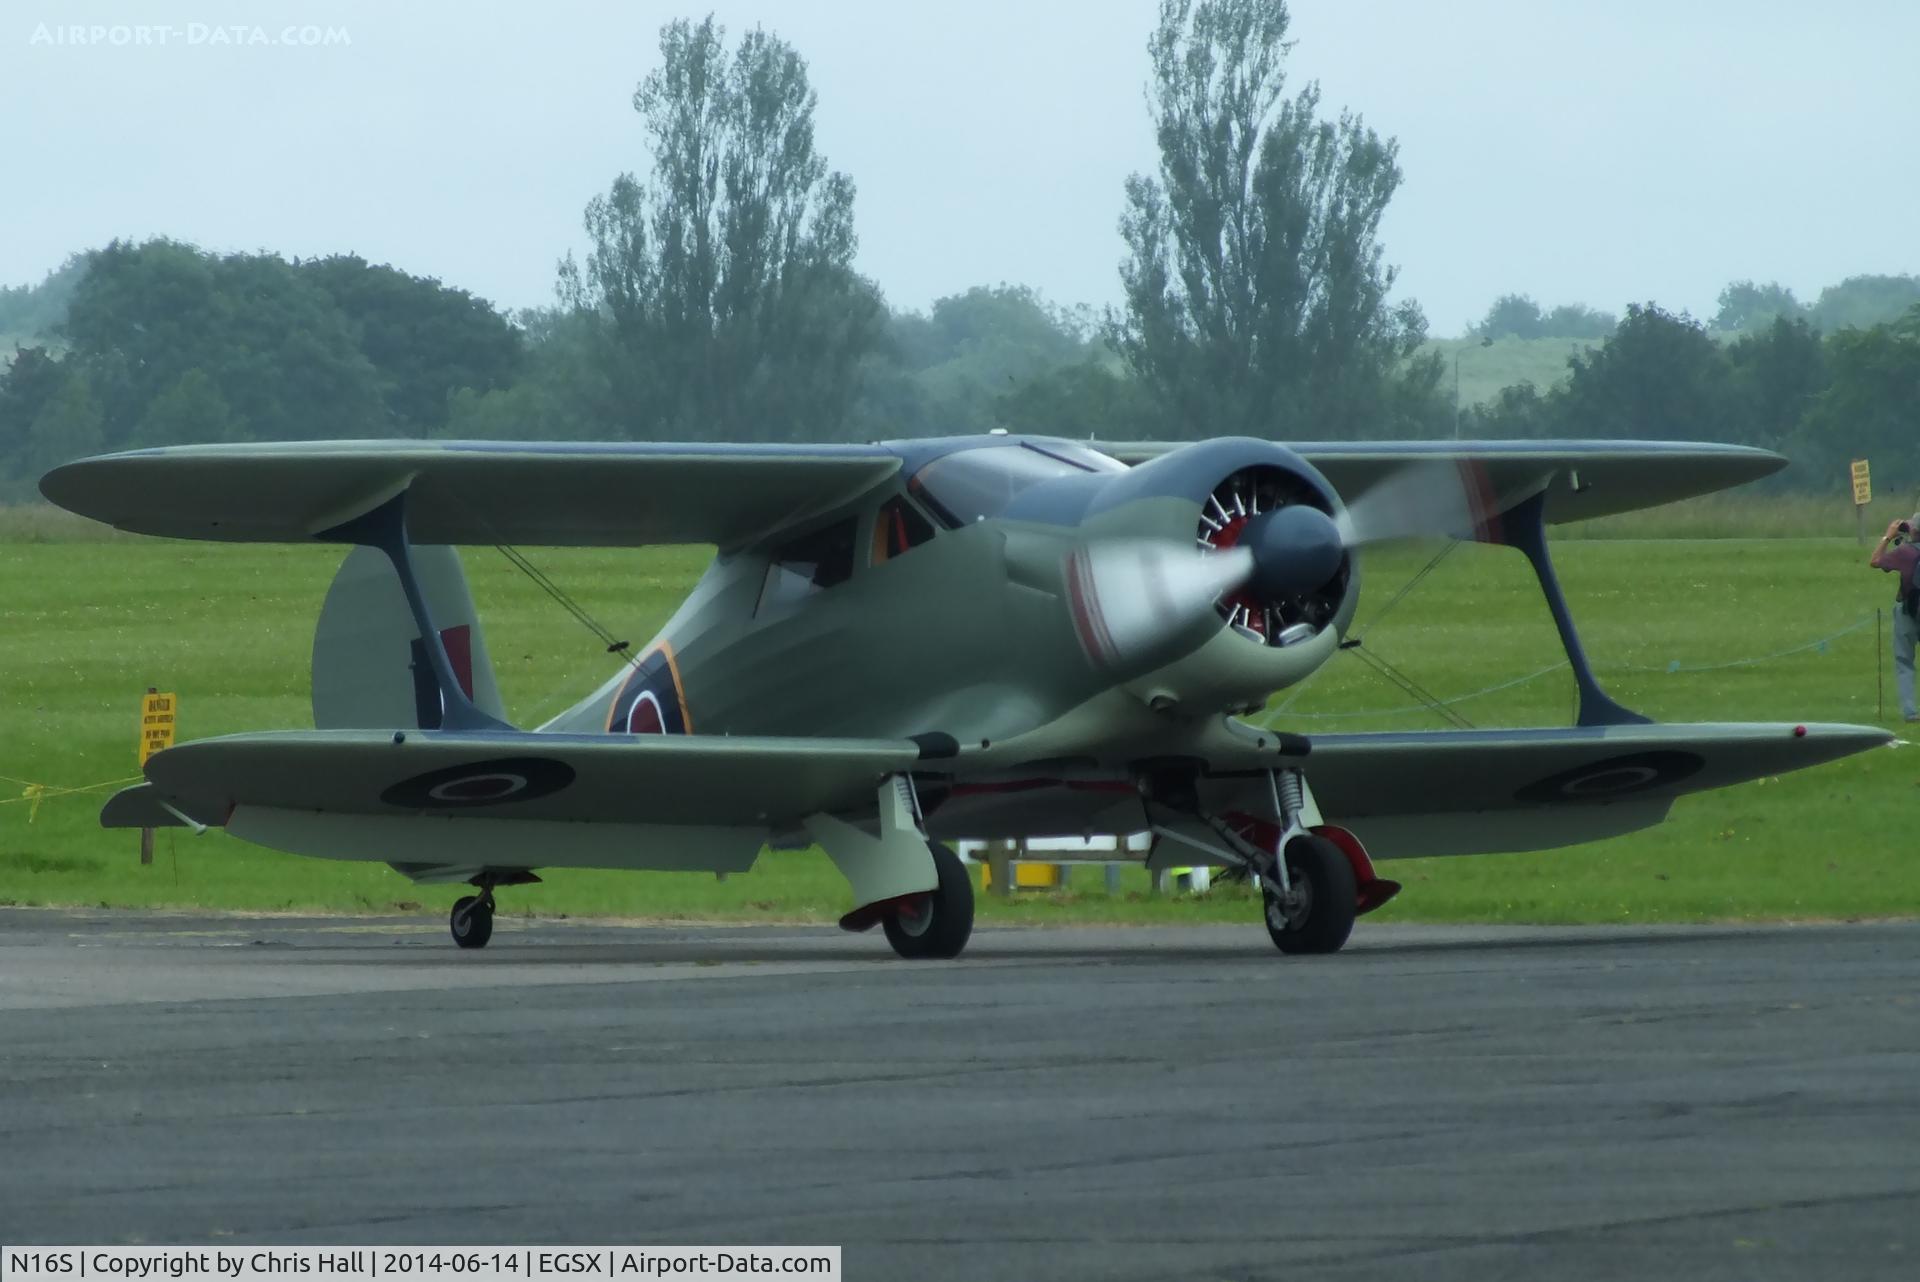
[40,434,1889,958]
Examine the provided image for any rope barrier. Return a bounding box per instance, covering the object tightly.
[1,773,144,822]
[1612,614,1876,674]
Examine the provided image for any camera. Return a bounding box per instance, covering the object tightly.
[1901,522,1912,535]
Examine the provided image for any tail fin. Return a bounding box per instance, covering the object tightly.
[312,545,508,730]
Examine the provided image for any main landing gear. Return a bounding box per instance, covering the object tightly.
[1262,834,1356,955]
[883,840,975,960]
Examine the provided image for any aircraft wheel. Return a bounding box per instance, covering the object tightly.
[450,894,494,950]
[883,841,974,960]
[1263,835,1356,955]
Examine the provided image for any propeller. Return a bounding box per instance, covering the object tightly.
[1068,540,1256,668]
[1068,457,1502,667]
[1333,456,1499,548]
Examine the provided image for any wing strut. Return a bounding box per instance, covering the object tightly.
[317,488,509,732]
[1497,490,1649,728]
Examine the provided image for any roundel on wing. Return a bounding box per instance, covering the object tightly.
[381,756,577,809]
[1513,750,1706,805]
[609,648,689,736]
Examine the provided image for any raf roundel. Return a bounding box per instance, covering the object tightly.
[380,757,577,810]
[608,647,690,736]
[1513,750,1706,805]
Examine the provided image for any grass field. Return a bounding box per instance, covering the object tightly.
[3,503,1915,928]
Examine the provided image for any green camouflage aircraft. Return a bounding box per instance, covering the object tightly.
[40,435,1889,958]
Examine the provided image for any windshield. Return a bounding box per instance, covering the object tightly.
[910,444,1108,526]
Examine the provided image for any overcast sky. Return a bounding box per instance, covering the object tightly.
[4,1,1917,334]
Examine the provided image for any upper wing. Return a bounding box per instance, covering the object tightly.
[1236,721,1889,858]
[39,440,902,550]
[1099,440,1784,523]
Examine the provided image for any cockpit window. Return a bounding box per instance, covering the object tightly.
[758,517,856,614]
[871,495,937,566]
[909,443,1108,527]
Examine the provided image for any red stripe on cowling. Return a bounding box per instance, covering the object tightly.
[1066,551,1118,666]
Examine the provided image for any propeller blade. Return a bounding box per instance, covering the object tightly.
[1066,541,1254,668]
[1334,457,1503,547]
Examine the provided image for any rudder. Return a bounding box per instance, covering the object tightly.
[312,545,508,729]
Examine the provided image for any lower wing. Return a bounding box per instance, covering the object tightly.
[105,729,937,875]
[1277,721,1891,858]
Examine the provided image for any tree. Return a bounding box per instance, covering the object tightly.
[0,345,68,468]
[63,239,386,445]
[1806,274,1920,333]
[868,286,1096,436]
[133,368,240,447]
[1472,295,1613,340]
[301,255,523,436]
[444,308,620,442]
[1461,380,1556,439]
[1721,315,1826,457]
[1110,0,1435,440]
[1476,294,1545,340]
[1541,303,1616,339]
[996,359,1158,439]
[559,16,881,441]
[1713,280,1801,333]
[1798,305,1920,495]
[26,373,103,476]
[1555,303,1732,441]
[0,253,88,340]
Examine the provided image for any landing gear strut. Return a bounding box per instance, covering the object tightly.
[882,840,975,960]
[450,883,495,949]
[1263,835,1356,954]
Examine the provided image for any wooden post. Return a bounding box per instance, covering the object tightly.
[139,686,155,866]
[987,840,1013,898]
[1877,607,1884,722]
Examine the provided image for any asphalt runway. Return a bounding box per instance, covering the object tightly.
[1,909,1915,1280]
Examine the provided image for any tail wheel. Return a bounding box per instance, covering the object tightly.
[1263,835,1356,955]
[450,894,494,949]
[882,841,975,960]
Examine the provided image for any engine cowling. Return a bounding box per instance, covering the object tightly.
[1066,438,1362,713]
[1196,463,1352,647]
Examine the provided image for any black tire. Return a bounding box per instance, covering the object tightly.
[882,841,975,960]
[1263,835,1357,955]
[450,895,494,950]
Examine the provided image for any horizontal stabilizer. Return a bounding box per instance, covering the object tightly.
[41,440,902,550]
[100,782,222,830]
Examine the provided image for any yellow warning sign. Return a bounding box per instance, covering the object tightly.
[1851,458,1872,507]
[139,691,177,767]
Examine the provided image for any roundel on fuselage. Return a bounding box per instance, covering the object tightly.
[608,647,690,735]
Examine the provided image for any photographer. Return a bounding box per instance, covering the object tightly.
[1869,514,1920,721]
